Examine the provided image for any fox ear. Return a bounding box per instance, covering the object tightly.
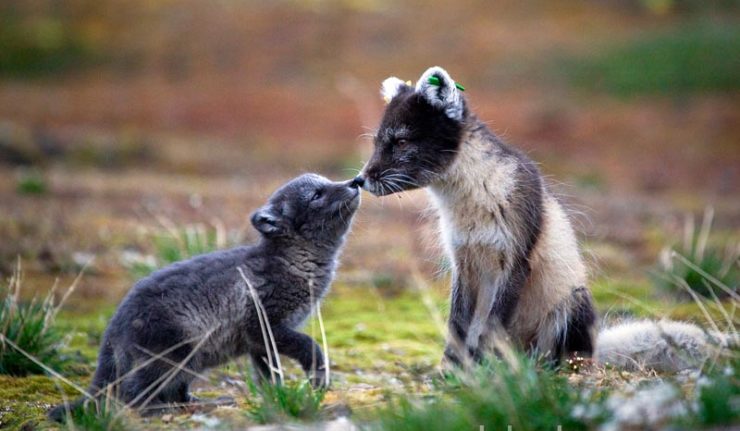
[380,77,412,104]
[251,206,284,237]
[415,66,464,121]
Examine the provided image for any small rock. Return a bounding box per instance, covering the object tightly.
[72,252,95,269]
[161,414,173,423]
[191,414,220,428]
[324,417,358,431]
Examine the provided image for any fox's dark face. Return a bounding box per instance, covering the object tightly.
[358,67,465,196]
[251,174,360,246]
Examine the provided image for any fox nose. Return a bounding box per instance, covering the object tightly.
[351,176,365,188]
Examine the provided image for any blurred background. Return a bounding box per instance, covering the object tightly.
[0,0,738,307]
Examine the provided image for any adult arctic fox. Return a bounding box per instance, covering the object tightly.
[355,66,729,370]
[49,174,360,421]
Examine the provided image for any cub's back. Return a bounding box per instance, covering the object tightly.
[107,246,257,345]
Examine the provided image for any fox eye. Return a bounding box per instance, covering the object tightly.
[396,138,408,146]
[311,189,324,201]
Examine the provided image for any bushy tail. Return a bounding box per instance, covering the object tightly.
[48,342,120,423]
[594,319,735,373]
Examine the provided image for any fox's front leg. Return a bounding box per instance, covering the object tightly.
[269,324,328,389]
[443,273,477,366]
[479,255,529,352]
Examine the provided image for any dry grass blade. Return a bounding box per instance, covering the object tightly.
[53,257,93,317]
[696,207,714,261]
[128,326,216,413]
[597,282,663,318]
[671,251,739,301]
[672,275,723,335]
[701,279,738,339]
[238,266,284,382]
[311,279,331,387]
[410,266,446,338]
[133,344,211,383]
[86,332,215,402]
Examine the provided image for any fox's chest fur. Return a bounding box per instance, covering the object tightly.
[430,135,519,255]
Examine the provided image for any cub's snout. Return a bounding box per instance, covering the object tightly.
[351,176,365,188]
[331,179,361,214]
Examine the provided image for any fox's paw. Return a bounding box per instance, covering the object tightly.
[308,368,330,390]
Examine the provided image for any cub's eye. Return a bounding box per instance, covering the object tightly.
[396,138,408,146]
[311,189,324,201]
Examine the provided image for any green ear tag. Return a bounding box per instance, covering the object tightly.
[428,76,465,91]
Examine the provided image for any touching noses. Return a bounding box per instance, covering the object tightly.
[351,176,365,188]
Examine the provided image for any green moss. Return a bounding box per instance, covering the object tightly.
[313,285,445,381]
[0,375,86,430]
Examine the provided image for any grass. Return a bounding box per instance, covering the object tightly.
[372,345,740,431]
[374,352,610,431]
[565,19,740,96]
[0,275,734,429]
[369,251,739,431]
[690,358,740,427]
[0,262,78,376]
[15,169,47,195]
[125,219,243,278]
[245,380,326,424]
[653,208,738,300]
[59,397,130,431]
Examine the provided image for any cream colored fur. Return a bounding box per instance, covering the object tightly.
[595,320,733,372]
[428,125,587,353]
[381,77,407,103]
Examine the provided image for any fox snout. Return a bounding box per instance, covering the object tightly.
[352,172,392,197]
[351,176,365,188]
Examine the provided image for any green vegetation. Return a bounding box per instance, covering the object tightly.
[653,209,738,300]
[566,20,740,96]
[59,398,129,431]
[0,374,84,429]
[374,353,609,431]
[372,349,740,431]
[0,267,71,376]
[0,273,734,429]
[126,222,242,278]
[691,358,740,427]
[0,12,96,77]
[15,169,47,195]
[245,380,326,424]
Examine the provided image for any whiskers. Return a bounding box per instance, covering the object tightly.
[373,171,420,196]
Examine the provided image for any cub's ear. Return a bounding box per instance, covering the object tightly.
[415,66,464,121]
[380,77,412,104]
[251,206,284,237]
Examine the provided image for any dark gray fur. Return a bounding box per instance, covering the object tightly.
[49,174,360,421]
